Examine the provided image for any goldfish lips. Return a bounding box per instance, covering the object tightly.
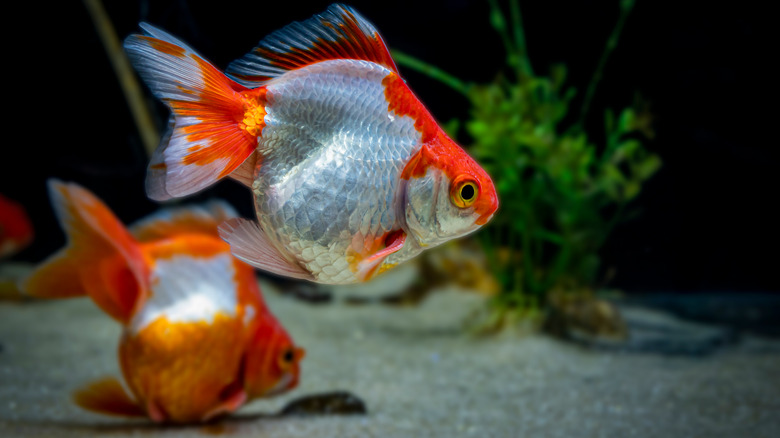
[473,178,499,226]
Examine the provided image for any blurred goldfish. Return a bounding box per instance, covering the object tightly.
[124,4,498,285]
[20,180,304,423]
[0,193,33,258]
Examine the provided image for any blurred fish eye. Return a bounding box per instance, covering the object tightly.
[450,176,479,208]
[282,348,295,363]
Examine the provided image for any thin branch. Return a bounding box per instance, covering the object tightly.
[83,0,159,157]
[509,0,534,77]
[391,50,472,97]
[577,0,636,128]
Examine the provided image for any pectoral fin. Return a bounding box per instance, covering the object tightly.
[218,218,313,281]
[356,230,406,281]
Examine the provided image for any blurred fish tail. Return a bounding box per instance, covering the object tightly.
[19,180,148,325]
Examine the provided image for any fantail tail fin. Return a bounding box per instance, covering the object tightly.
[124,23,261,201]
[19,180,148,325]
[73,377,146,418]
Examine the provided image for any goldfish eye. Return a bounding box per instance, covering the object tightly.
[451,177,479,208]
[282,348,294,363]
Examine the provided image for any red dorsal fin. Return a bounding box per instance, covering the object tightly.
[72,377,146,418]
[226,4,398,87]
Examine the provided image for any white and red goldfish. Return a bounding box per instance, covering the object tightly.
[20,181,304,423]
[0,193,33,259]
[124,4,499,285]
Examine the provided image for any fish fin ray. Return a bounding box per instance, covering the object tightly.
[72,377,146,418]
[226,4,397,87]
[228,151,258,188]
[218,218,312,280]
[125,24,260,201]
[144,117,174,201]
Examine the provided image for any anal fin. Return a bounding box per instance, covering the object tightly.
[202,387,247,422]
[72,377,145,418]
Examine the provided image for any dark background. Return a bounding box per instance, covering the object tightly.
[5,0,776,294]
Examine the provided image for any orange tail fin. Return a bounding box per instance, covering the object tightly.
[73,377,146,418]
[20,180,148,324]
[124,24,261,201]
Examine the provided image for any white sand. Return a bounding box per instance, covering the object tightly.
[1,276,779,438]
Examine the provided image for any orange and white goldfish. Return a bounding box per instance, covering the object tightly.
[0,193,33,258]
[124,4,498,285]
[20,180,305,423]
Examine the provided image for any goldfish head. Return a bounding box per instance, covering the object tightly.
[0,193,34,259]
[403,135,499,248]
[243,310,305,400]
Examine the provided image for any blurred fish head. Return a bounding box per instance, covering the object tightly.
[403,148,498,248]
[0,193,34,258]
[244,312,305,399]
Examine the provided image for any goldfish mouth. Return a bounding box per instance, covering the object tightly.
[265,372,296,396]
[475,212,494,226]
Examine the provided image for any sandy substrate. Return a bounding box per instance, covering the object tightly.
[1,273,779,438]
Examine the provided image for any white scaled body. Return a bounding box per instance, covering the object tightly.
[255,60,423,283]
[125,4,499,285]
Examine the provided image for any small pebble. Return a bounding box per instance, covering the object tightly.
[280,391,367,416]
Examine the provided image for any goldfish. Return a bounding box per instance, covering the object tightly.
[0,193,33,259]
[20,180,305,423]
[124,4,499,285]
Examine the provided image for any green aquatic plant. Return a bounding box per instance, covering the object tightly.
[393,0,659,328]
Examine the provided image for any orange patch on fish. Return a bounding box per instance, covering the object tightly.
[119,312,247,423]
[142,233,229,263]
[169,56,261,178]
[382,72,438,144]
[383,73,479,183]
[139,36,186,57]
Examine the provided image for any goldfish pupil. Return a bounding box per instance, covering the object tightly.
[461,184,475,200]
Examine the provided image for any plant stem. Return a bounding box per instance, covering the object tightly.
[509,0,534,78]
[391,50,472,97]
[577,0,636,128]
[597,202,626,250]
[487,0,516,66]
[83,0,159,157]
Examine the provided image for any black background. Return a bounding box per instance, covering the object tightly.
[4,0,776,294]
